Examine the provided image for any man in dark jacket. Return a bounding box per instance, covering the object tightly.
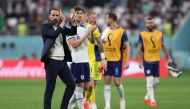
[41,7,77,109]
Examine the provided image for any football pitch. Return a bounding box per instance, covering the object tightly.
[0,69,190,109]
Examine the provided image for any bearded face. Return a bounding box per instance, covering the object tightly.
[146,19,154,31]
[49,10,60,25]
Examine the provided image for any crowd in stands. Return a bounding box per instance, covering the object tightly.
[0,0,189,37]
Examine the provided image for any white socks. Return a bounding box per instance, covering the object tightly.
[104,84,125,108]
[117,84,126,109]
[75,87,84,109]
[104,85,111,108]
[145,76,155,102]
[117,84,125,100]
[153,77,159,89]
[68,92,76,108]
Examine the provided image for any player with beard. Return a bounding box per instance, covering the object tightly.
[41,7,77,109]
[137,17,172,107]
[102,12,130,109]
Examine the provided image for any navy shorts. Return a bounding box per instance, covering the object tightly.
[143,61,160,77]
[104,60,122,77]
[71,62,90,83]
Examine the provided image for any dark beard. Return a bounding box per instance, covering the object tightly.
[147,26,153,31]
[51,19,58,25]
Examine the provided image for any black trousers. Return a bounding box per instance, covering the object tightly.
[44,59,75,109]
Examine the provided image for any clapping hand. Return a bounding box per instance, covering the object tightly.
[60,10,66,22]
[87,25,97,35]
[90,25,97,32]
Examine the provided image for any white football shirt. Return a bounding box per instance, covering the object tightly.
[67,25,89,63]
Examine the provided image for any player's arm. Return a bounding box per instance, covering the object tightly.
[95,37,104,53]
[124,41,130,69]
[161,39,172,63]
[67,26,97,48]
[137,35,143,69]
[94,28,104,55]
[87,25,98,44]
[122,31,130,69]
[93,26,104,53]
[94,27,107,69]
[67,32,89,48]
[96,33,107,70]
[88,32,95,44]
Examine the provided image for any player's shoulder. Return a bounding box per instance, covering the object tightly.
[77,26,87,31]
[41,20,52,29]
[140,30,147,36]
[118,27,126,31]
[154,29,162,33]
[154,30,163,35]
[140,30,162,35]
[111,27,126,34]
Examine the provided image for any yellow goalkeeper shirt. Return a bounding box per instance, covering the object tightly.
[87,23,101,63]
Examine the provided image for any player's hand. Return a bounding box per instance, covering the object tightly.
[89,79,94,87]
[101,58,107,71]
[124,63,129,69]
[60,10,66,22]
[85,25,97,37]
[167,57,172,63]
[70,13,74,19]
[138,62,143,69]
[89,25,97,33]
[98,66,104,74]
[70,12,79,26]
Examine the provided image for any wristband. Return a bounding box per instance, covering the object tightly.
[101,53,105,59]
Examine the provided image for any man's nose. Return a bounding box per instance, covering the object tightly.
[54,16,59,19]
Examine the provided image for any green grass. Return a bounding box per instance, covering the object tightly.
[0,69,190,109]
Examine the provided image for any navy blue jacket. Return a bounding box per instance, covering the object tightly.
[41,21,77,62]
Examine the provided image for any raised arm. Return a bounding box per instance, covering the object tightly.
[87,25,98,44]
[67,25,97,48]
[67,32,90,48]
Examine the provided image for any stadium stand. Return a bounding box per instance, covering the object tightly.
[0,36,43,59]
[0,0,189,69]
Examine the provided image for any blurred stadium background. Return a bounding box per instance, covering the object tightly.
[0,0,190,109]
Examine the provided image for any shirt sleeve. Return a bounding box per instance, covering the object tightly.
[138,34,143,45]
[121,31,128,44]
[66,34,77,41]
